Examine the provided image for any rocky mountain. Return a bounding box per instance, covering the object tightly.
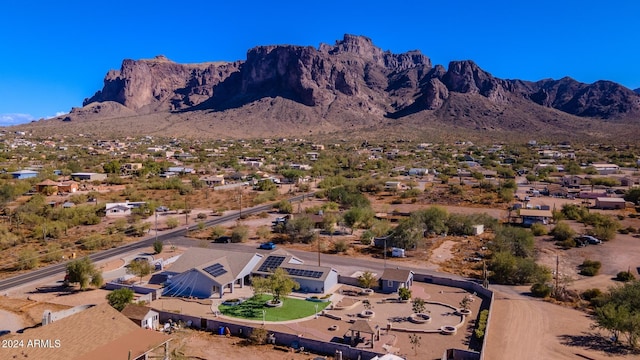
[60,34,640,140]
[635,88,640,94]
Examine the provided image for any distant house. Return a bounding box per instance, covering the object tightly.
[200,175,225,187]
[121,163,143,174]
[519,209,553,226]
[562,175,584,188]
[408,168,428,176]
[595,197,626,210]
[167,167,194,174]
[380,268,414,293]
[105,204,131,217]
[35,179,59,193]
[36,179,79,194]
[121,304,160,330]
[71,172,107,181]
[57,180,79,193]
[385,181,402,190]
[591,163,620,175]
[11,169,38,179]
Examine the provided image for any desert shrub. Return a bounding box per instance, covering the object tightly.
[530,283,553,298]
[551,222,575,242]
[231,225,249,243]
[615,270,636,282]
[581,288,602,302]
[360,230,374,245]
[474,309,489,339]
[579,259,602,276]
[276,200,293,214]
[530,223,548,236]
[165,217,179,229]
[333,239,349,253]
[196,213,207,220]
[249,327,268,344]
[558,238,577,249]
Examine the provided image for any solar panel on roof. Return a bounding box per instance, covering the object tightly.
[202,263,228,277]
[257,255,286,273]
[282,267,323,279]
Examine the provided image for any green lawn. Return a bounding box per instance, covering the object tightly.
[218,295,330,322]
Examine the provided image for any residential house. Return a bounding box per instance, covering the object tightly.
[595,197,626,210]
[408,168,428,176]
[3,303,171,360]
[105,204,132,217]
[563,175,584,188]
[71,172,108,181]
[380,268,414,293]
[121,163,143,174]
[11,169,38,179]
[200,175,225,187]
[121,304,160,330]
[591,163,620,175]
[385,181,402,190]
[519,209,553,226]
[35,179,59,193]
[163,248,263,298]
[57,180,79,193]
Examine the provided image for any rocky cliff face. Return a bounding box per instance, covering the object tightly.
[82,35,640,123]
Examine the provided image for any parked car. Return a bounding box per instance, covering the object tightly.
[579,235,601,245]
[259,242,276,250]
[213,236,232,244]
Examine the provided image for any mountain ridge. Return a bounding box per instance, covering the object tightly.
[35,34,640,141]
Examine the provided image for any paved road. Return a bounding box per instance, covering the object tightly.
[0,193,309,292]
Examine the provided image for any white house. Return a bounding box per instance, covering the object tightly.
[121,304,160,330]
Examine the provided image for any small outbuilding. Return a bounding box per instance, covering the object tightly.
[380,268,414,293]
[595,197,626,210]
[121,304,160,330]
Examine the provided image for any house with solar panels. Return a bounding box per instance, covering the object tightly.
[162,248,338,298]
[252,250,339,294]
[162,248,263,298]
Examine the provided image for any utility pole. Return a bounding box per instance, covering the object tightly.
[384,237,387,268]
[155,211,158,242]
[317,237,321,266]
[185,197,189,236]
[555,253,559,297]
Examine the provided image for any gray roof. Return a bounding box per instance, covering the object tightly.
[381,268,413,282]
[167,247,258,275]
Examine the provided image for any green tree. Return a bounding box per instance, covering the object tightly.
[127,258,154,284]
[593,281,640,348]
[388,217,424,250]
[153,240,163,254]
[399,287,412,301]
[103,160,121,174]
[251,267,300,303]
[357,271,378,289]
[66,257,103,290]
[624,187,640,204]
[343,206,374,233]
[106,288,135,311]
[285,216,316,243]
[492,226,535,258]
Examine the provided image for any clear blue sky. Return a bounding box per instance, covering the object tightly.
[1,0,639,125]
